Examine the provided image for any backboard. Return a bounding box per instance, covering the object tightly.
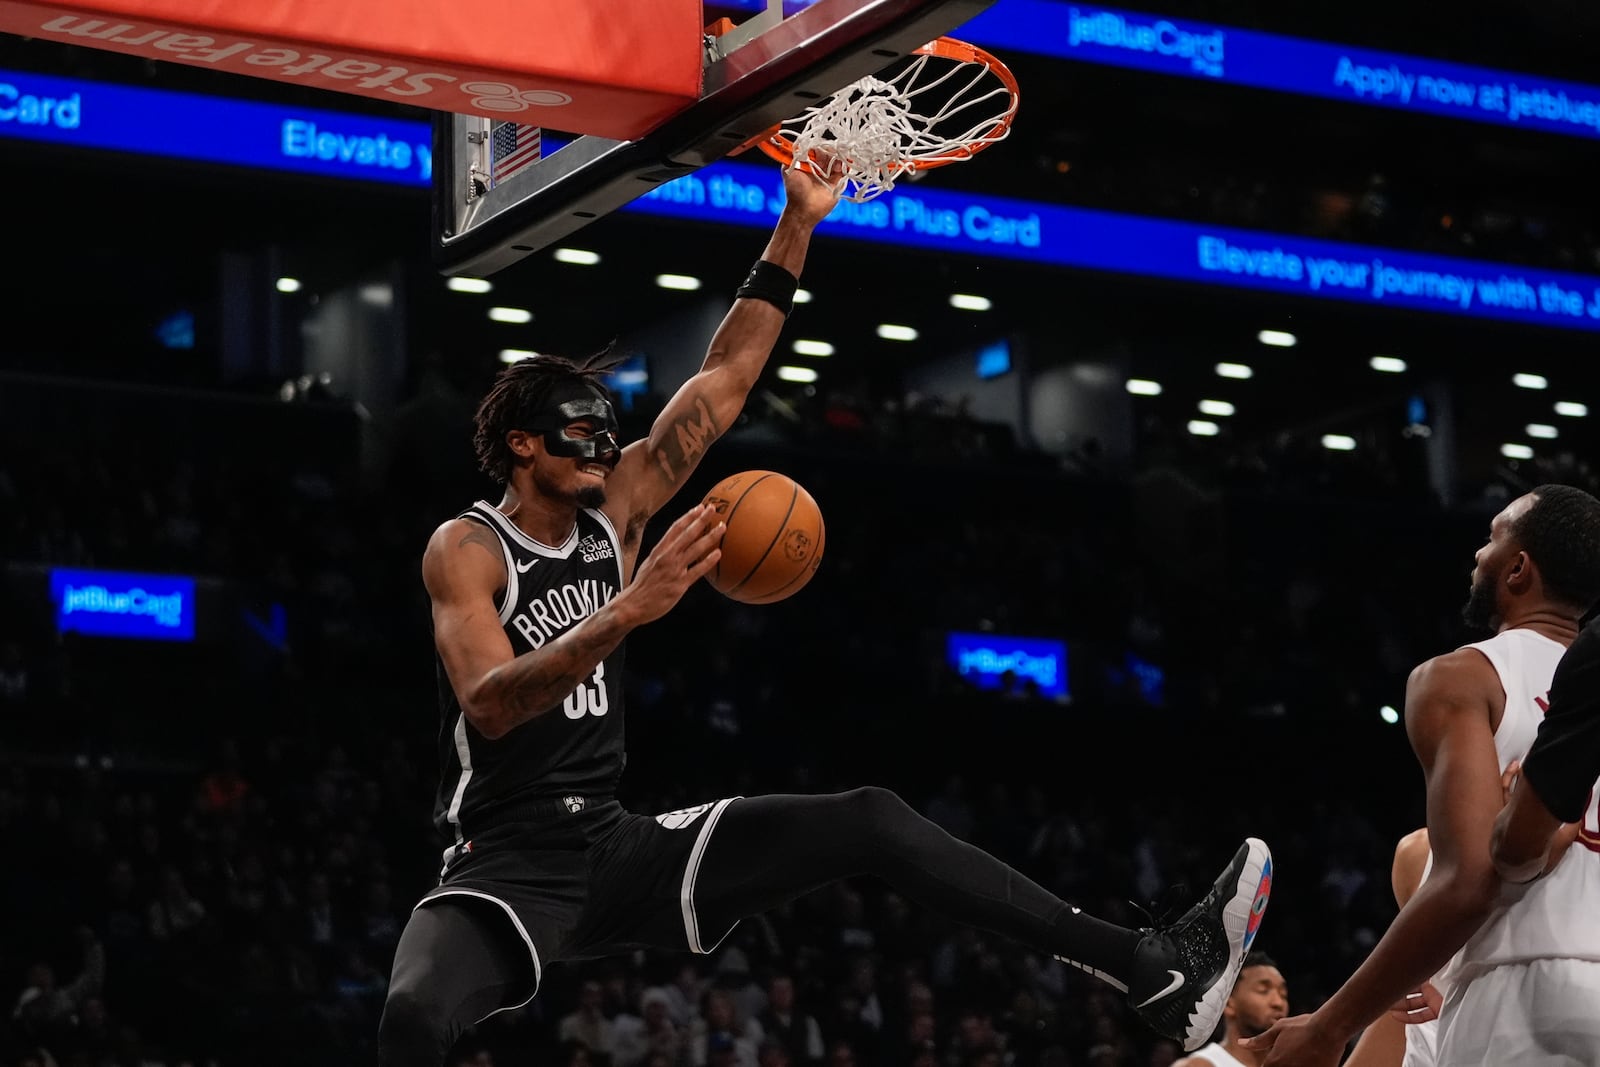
[433,0,997,277]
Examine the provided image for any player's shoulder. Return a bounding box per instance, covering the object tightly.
[426,513,494,556]
[1406,646,1499,693]
[1396,826,1430,861]
[422,514,506,591]
[1574,615,1600,650]
[1555,617,1600,678]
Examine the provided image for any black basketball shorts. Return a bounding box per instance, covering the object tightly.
[417,796,743,1009]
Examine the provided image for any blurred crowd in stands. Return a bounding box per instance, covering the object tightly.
[0,369,1573,1067]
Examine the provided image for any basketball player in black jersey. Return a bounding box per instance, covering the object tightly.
[376,163,1274,1066]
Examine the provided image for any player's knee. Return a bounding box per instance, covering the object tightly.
[378,986,449,1061]
[840,785,913,828]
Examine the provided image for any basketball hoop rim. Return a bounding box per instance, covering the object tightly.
[755,36,1019,174]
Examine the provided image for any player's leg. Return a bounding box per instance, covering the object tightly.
[689,788,1271,1052]
[692,788,1143,975]
[377,899,537,1067]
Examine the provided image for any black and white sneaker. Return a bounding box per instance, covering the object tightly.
[1126,838,1273,1052]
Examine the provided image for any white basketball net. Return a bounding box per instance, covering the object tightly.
[782,50,1015,203]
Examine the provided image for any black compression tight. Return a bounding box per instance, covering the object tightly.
[377,899,530,1067]
[694,787,1142,986]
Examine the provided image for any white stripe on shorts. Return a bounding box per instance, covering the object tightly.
[680,797,740,954]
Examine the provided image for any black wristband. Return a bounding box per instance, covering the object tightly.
[735,259,799,316]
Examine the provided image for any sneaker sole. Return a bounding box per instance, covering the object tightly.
[1182,837,1273,1051]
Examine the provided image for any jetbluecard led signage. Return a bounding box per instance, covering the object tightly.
[717,1,1600,144]
[50,568,196,641]
[965,3,1600,143]
[0,67,432,185]
[947,631,1069,700]
[627,159,1600,333]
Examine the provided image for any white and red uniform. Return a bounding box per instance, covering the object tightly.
[1436,628,1600,1066]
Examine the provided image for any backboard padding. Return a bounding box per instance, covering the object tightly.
[433,0,997,277]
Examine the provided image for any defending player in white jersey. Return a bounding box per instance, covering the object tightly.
[1244,485,1600,1067]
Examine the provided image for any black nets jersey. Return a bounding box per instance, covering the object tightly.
[433,502,628,843]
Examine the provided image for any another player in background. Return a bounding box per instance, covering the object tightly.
[376,163,1273,1067]
[1340,829,1438,1067]
[1171,952,1288,1067]
[1244,485,1600,1067]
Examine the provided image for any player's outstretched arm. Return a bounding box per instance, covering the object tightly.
[1242,650,1504,1067]
[424,506,723,739]
[605,165,841,530]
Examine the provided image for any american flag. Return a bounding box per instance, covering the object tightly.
[491,121,542,183]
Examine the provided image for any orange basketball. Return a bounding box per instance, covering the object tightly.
[701,470,826,604]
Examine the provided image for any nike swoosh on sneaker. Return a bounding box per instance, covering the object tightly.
[1136,970,1186,1009]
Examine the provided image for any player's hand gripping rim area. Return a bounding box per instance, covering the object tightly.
[784,152,848,216]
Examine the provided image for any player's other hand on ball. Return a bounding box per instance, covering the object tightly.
[618,504,724,626]
[783,155,844,222]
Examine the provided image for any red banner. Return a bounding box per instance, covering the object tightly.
[0,0,704,139]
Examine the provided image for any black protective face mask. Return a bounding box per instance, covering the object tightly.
[522,389,621,467]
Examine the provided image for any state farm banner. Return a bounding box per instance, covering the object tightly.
[0,0,704,138]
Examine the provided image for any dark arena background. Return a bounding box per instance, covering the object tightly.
[3,2,1600,1066]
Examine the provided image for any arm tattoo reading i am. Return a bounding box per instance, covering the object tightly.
[653,395,721,484]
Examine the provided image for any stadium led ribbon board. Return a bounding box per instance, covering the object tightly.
[720,0,1600,144]
[5,64,1599,334]
[0,67,435,185]
[625,157,1600,334]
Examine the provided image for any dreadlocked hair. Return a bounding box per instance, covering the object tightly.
[472,347,625,485]
[1512,483,1600,613]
